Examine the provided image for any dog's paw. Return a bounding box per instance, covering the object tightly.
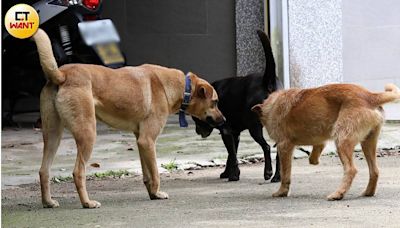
[82,200,101,209]
[228,175,240,181]
[272,190,288,197]
[43,199,60,208]
[327,192,344,201]
[264,170,273,180]
[309,157,319,165]
[270,174,280,183]
[361,190,376,197]
[220,171,229,179]
[228,168,240,181]
[222,167,240,181]
[150,191,169,200]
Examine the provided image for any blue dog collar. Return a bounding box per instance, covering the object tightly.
[179,73,192,127]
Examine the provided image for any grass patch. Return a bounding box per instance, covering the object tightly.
[161,159,178,172]
[51,176,73,183]
[51,170,131,183]
[327,151,336,156]
[93,170,130,178]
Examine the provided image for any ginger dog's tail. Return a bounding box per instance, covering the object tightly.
[31,29,65,85]
[372,83,400,106]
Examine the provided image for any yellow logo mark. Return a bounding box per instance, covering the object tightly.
[4,4,40,39]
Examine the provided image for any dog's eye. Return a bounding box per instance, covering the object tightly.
[211,100,218,108]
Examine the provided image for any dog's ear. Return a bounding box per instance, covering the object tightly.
[197,84,212,99]
[251,104,263,116]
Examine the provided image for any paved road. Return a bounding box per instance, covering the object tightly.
[2,155,400,227]
[2,120,399,188]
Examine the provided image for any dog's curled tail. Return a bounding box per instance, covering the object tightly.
[31,29,65,85]
[372,83,400,106]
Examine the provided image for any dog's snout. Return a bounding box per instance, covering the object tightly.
[205,116,213,125]
[206,115,225,127]
[216,115,225,126]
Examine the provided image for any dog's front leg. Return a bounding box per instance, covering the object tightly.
[136,123,168,200]
[272,143,294,197]
[220,130,240,181]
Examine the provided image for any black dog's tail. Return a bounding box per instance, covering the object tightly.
[256,30,277,93]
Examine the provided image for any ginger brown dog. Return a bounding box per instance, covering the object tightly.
[32,29,224,208]
[252,83,400,200]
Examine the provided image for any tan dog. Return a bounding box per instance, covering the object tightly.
[252,83,400,200]
[32,29,224,208]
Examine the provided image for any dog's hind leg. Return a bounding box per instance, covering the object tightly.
[57,88,99,208]
[249,125,273,180]
[272,142,294,197]
[309,144,325,165]
[220,129,240,181]
[136,118,169,200]
[360,125,381,197]
[71,124,98,208]
[327,138,358,201]
[39,84,63,208]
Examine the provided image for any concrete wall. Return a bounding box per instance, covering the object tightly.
[287,0,343,88]
[101,0,236,82]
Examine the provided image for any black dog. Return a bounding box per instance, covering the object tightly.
[193,30,281,182]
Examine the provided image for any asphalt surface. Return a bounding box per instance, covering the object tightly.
[2,119,399,189]
[2,155,400,228]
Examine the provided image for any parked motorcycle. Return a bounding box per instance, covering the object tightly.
[2,0,125,127]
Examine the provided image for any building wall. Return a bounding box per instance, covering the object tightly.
[101,0,236,82]
[342,0,400,119]
[286,0,399,119]
[287,0,343,88]
[235,0,265,76]
[102,0,269,81]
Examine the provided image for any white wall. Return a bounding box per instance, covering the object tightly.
[343,0,400,120]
